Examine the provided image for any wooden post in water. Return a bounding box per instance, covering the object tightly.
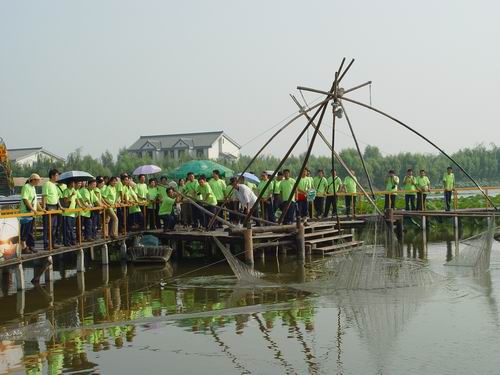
[296,218,305,260]
[243,223,254,265]
[16,290,25,316]
[15,264,25,291]
[120,241,127,261]
[77,249,85,272]
[101,244,109,265]
[89,246,95,261]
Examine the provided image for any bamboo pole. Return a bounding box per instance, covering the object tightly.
[206,99,328,229]
[242,99,329,226]
[339,101,376,198]
[341,96,498,210]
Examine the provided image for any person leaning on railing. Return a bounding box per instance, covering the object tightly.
[415,169,430,211]
[42,168,61,250]
[20,173,45,254]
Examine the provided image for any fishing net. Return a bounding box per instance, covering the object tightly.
[444,216,495,270]
[212,237,264,280]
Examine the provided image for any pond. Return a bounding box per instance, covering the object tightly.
[0,222,499,375]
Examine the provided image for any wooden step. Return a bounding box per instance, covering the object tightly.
[303,229,339,239]
[305,233,353,245]
[313,241,364,253]
[304,222,336,232]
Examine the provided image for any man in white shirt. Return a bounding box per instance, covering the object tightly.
[230,177,257,214]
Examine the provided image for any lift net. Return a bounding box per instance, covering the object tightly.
[213,237,264,281]
[445,216,495,270]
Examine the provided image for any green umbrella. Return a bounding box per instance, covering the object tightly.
[169,160,234,180]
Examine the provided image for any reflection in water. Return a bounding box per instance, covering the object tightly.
[0,218,497,374]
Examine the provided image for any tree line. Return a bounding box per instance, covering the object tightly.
[11,144,500,189]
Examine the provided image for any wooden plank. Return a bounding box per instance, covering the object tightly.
[313,241,364,253]
[306,234,353,245]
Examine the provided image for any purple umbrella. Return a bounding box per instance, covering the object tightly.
[133,164,162,175]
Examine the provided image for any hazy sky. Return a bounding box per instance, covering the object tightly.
[1,0,499,160]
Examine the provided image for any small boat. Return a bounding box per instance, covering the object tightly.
[128,245,173,264]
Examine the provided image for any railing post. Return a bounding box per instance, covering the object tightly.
[48,212,52,251]
[143,205,147,230]
[123,206,127,236]
[485,189,489,208]
[453,189,458,210]
[243,222,254,265]
[77,215,82,245]
[102,208,107,239]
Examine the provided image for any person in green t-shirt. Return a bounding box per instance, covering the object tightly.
[197,175,218,229]
[278,169,297,224]
[78,181,94,240]
[42,168,61,249]
[116,173,129,234]
[343,170,358,217]
[20,173,44,253]
[209,170,227,228]
[258,171,275,222]
[158,187,181,231]
[88,178,102,239]
[297,169,312,218]
[324,169,342,218]
[146,177,159,229]
[127,180,145,230]
[313,169,328,218]
[62,180,78,246]
[403,168,417,211]
[416,169,431,211]
[102,176,119,238]
[384,170,400,210]
[443,166,455,211]
[184,172,201,228]
[272,171,283,214]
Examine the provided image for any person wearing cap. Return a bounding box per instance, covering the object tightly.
[443,166,455,211]
[313,169,328,218]
[384,170,399,210]
[20,173,44,253]
[42,169,61,250]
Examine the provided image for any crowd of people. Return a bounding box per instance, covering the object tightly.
[17,165,456,254]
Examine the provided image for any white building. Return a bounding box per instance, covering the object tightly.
[128,131,240,161]
[8,147,65,166]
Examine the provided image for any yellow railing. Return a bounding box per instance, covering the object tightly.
[0,202,149,251]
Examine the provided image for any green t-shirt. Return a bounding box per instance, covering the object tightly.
[272,180,281,195]
[158,189,176,215]
[297,177,312,193]
[403,176,417,196]
[245,181,257,193]
[313,176,328,196]
[344,176,357,194]
[208,178,226,201]
[326,176,342,194]
[258,180,274,199]
[279,178,296,202]
[136,183,148,200]
[104,185,117,205]
[63,188,78,217]
[42,180,59,205]
[184,180,200,197]
[224,185,235,200]
[20,183,36,213]
[147,187,158,209]
[78,188,92,218]
[128,186,141,214]
[197,183,217,206]
[116,180,124,201]
[385,176,399,195]
[443,173,455,191]
[416,176,430,191]
[90,188,100,205]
